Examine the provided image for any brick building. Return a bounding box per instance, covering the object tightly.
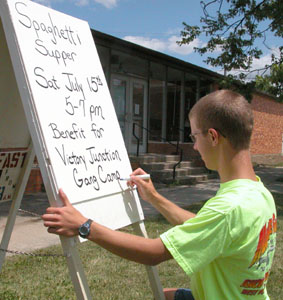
[250,92,283,165]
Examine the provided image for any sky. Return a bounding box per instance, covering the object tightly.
[32,0,281,77]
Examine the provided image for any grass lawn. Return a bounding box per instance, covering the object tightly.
[0,193,282,300]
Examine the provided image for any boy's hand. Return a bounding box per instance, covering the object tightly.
[128,168,159,204]
[42,189,87,237]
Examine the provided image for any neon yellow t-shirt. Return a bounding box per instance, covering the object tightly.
[160,177,277,300]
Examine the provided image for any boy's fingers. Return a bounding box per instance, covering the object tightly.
[131,168,146,176]
[45,207,59,214]
[47,226,60,234]
[59,188,71,207]
[43,220,57,227]
[131,175,149,187]
[42,213,58,222]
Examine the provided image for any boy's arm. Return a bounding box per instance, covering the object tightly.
[130,169,196,225]
[146,192,196,226]
[42,189,172,266]
[87,221,172,266]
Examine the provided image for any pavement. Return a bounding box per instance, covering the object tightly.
[0,166,282,256]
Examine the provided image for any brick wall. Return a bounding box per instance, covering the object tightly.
[25,168,44,194]
[250,93,283,155]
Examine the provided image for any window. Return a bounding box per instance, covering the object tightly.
[96,45,110,83]
[110,50,147,78]
[184,73,198,142]
[149,62,166,141]
[167,68,182,141]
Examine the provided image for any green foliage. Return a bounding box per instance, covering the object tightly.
[218,74,256,102]
[179,0,282,101]
[255,62,283,102]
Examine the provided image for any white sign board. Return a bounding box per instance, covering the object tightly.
[5,0,144,229]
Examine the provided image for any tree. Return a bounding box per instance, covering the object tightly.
[255,62,283,102]
[179,0,283,101]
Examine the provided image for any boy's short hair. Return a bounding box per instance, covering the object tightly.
[189,90,254,150]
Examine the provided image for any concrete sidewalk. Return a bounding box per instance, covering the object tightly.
[0,166,282,255]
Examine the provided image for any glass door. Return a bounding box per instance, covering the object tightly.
[111,77,128,141]
[111,75,147,154]
[130,79,147,154]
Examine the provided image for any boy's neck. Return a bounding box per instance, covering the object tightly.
[217,148,257,183]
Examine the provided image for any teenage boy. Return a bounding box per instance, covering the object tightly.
[42,89,277,300]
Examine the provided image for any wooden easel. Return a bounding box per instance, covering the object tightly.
[0,0,165,299]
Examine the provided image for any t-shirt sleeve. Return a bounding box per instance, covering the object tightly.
[160,206,231,275]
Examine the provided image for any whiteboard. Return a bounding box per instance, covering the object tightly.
[3,0,144,229]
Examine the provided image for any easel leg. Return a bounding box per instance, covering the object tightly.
[60,236,93,300]
[132,221,166,300]
[0,144,35,271]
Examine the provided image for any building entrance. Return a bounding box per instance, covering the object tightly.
[111,75,148,154]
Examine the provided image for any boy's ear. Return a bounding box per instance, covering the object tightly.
[208,128,219,146]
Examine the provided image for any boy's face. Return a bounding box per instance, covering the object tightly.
[189,117,217,171]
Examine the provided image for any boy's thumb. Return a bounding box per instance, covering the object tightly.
[59,188,71,207]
